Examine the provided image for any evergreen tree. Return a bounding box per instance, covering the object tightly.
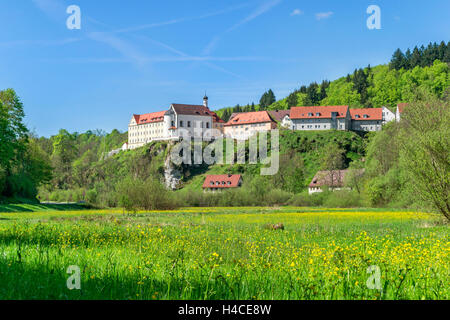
[390,48,407,70]
[404,48,412,69]
[259,89,276,110]
[438,41,446,61]
[299,86,307,94]
[286,91,298,108]
[444,41,450,63]
[352,69,369,105]
[305,83,319,106]
[410,46,422,69]
[319,80,330,102]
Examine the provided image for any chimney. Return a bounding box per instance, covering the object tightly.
[203,94,208,108]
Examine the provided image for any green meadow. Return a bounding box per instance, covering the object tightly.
[0,206,448,300]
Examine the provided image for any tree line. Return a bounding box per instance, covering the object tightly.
[390,41,450,71]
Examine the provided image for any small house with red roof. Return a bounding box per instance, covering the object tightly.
[202,174,243,192]
[290,105,351,131]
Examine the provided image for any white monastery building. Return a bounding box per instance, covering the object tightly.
[128,96,222,149]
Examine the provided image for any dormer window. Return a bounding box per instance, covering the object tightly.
[355,115,360,119]
[316,113,321,116]
[363,114,369,119]
[308,113,313,117]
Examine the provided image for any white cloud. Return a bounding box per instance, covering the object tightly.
[290,9,303,16]
[315,11,334,20]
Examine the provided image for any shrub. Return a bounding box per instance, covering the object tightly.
[115,177,177,210]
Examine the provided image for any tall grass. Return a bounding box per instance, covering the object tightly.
[0,208,447,300]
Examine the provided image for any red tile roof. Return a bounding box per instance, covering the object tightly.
[202,174,242,189]
[268,110,290,121]
[397,103,408,113]
[290,106,349,119]
[171,104,212,116]
[133,111,166,125]
[350,108,382,121]
[224,111,275,127]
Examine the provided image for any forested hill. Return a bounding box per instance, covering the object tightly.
[216,41,450,122]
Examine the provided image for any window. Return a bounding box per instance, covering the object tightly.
[308,113,313,116]
[180,121,184,127]
[316,113,321,116]
[206,123,210,129]
[171,121,174,127]
[187,121,191,128]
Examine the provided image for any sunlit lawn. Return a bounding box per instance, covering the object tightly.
[0,206,448,300]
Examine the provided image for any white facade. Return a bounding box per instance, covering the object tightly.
[128,97,219,150]
[351,119,382,132]
[292,118,349,131]
[281,115,293,129]
[308,186,349,195]
[382,107,396,124]
[128,115,167,150]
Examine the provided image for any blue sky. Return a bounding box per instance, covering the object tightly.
[1,0,449,137]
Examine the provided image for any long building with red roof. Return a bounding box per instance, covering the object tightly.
[290,105,351,131]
